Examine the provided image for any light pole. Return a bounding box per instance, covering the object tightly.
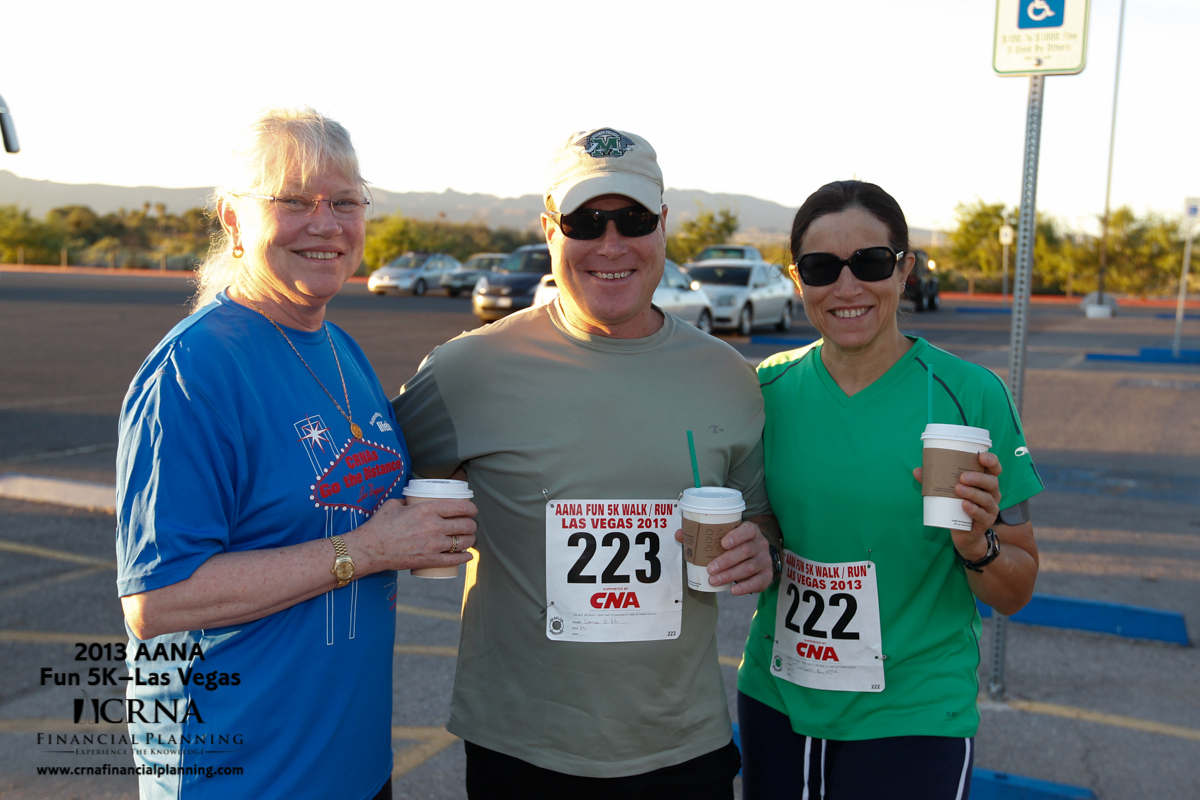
[1096,0,1128,307]
[1174,200,1199,359]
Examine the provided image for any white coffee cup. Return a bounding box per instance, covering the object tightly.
[920,424,992,531]
[679,487,746,592]
[403,479,473,579]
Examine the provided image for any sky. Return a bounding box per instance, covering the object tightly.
[3,0,1196,234]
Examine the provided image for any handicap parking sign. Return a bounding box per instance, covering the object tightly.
[995,0,1090,76]
[1019,0,1065,29]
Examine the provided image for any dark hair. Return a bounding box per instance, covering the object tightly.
[789,180,909,263]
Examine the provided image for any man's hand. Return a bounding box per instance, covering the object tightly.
[676,514,776,595]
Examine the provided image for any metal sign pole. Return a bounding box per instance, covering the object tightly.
[991,73,1045,702]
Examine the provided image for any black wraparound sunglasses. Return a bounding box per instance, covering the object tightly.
[549,206,661,240]
[795,246,905,286]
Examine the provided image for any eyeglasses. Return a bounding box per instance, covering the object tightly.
[795,246,904,286]
[548,206,660,240]
[234,192,371,219]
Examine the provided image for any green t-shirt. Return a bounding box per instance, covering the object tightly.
[738,337,1043,740]
[394,302,770,777]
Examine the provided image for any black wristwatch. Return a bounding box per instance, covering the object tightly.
[769,545,783,583]
[957,528,1000,573]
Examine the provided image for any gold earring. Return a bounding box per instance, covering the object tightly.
[232,245,244,259]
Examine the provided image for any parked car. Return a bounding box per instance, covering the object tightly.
[441,252,508,297]
[368,252,462,296]
[688,244,763,265]
[472,244,552,322]
[687,260,795,336]
[904,249,940,312]
[532,260,714,334]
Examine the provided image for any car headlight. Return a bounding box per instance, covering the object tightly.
[474,277,488,294]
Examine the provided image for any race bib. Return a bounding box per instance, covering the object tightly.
[771,552,885,692]
[545,500,683,642]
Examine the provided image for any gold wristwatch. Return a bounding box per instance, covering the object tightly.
[330,535,354,588]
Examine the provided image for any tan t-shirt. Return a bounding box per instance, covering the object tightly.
[393,301,768,777]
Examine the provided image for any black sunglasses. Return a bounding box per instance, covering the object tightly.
[795,246,904,286]
[550,206,660,240]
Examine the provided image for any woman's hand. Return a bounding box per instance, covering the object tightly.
[912,451,1001,562]
[352,497,477,574]
[913,452,1038,615]
[951,451,1003,561]
[121,498,478,640]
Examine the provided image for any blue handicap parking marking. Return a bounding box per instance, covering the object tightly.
[1019,0,1065,29]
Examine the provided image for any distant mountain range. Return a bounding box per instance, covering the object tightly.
[0,170,937,246]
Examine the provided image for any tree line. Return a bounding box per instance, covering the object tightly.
[0,203,217,269]
[932,200,1195,297]
[0,202,749,273]
[1,199,1192,298]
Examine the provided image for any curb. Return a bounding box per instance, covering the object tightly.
[977,593,1189,645]
[1085,348,1200,364]
[972,768,1096,800]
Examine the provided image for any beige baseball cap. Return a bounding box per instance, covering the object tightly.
[545,128,663,215]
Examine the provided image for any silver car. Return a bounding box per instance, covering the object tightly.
[686,260,795,336]
[368,252,462,296]
[532,260,714,334]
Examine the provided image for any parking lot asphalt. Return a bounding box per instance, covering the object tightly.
[1,268,1198,799]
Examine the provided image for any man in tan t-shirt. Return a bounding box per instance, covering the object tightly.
[394,127,780,800]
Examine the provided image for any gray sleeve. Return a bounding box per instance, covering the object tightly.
[391,348,463,479]
[729,437,770,518]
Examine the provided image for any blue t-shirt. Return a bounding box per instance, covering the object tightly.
[116,292,409,799]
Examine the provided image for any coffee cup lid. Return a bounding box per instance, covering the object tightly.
[679,486,746,514]
[403,479,474,499]
[920,423,992,447]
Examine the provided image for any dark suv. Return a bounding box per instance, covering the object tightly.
[471,244,552,322]
[904,249,939,312]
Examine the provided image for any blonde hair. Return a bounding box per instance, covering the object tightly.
[191,107,365,311]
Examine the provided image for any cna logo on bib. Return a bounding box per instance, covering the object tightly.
[575,129,634,158]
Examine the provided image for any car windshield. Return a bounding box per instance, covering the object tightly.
[387,255,428,269]
[499,249,551,273]
[688,266,750,286]
[462,256,506,271]
[696,247,748,261]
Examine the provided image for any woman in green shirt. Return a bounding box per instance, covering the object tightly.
[737,181,1042,799]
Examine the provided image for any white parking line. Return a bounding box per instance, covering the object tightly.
[0,540,115,567]
[0,474,115,513]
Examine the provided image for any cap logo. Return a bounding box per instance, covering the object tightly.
[575,129,635,158]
